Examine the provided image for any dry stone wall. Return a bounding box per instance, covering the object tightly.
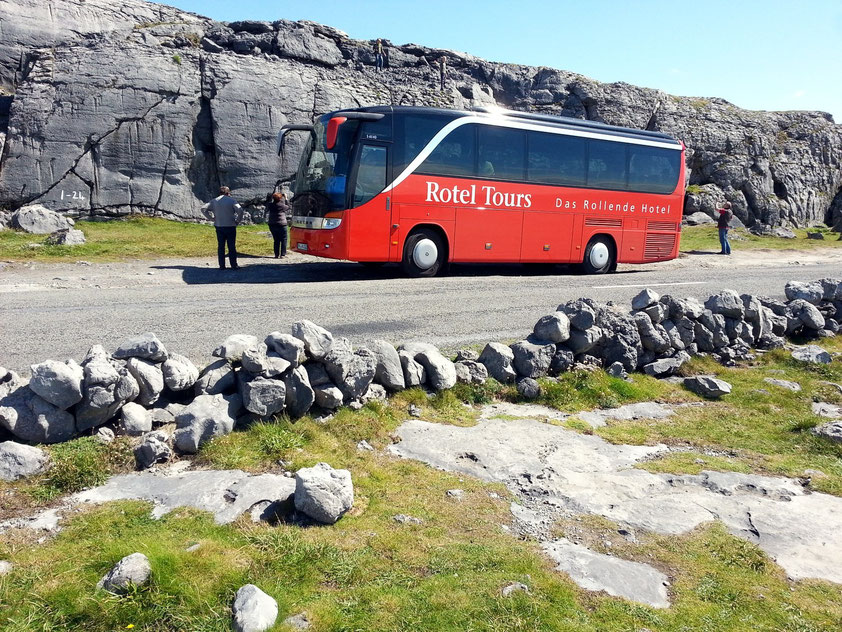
[1,279,840,467]
[0,0,840,228]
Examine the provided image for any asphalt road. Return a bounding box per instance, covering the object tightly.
[2,251,840,374]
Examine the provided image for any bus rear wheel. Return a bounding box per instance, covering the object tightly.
[402,228,446,277]
[581,236,615,274]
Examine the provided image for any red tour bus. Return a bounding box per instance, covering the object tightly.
[278,106,685,277]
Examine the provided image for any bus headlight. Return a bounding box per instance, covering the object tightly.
[323,217,342,229]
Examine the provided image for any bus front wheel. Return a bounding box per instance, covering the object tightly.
[402,228,446,277]
[581,236,615,274]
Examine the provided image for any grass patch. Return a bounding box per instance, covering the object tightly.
[599,339,842,495]
[0,436,134,510]
[0,217,275,262]
[680,225,842,253]
[537,369,690,412]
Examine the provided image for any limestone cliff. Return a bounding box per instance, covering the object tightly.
[0,0,840,228]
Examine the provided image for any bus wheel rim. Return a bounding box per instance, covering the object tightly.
[412,238,438,269]
[589,242,609,268]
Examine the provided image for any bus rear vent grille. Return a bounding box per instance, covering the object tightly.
[647,220,677,232]
[644,233,676,259]
[585,217,622,228]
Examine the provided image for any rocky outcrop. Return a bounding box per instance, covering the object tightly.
[0,0,839,228]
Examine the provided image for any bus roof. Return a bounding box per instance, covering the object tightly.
[325,105,682,147]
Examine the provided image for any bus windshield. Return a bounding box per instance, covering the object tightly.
[292,118,359,217]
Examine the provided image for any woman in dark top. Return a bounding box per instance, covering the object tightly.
[266,192,290,258]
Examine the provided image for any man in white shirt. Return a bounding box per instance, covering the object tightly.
[203,186,243,269]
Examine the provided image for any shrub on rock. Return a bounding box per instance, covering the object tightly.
[294,462,354,524]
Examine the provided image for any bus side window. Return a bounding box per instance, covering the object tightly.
[628,145,680,194]
[419,125,476,177]
[353,145,388,207]
[587,139,628,190]
[478,126,526,180]
[527,132,586,186]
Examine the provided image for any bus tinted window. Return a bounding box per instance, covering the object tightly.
[419,124,476,176]
[527,132,586,186]
[628,145,680,193]
[588,139,627,189]
[395,114,446,173]
[478,126,526,180]
[353,145,387,207]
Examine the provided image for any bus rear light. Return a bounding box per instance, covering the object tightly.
[323,217,342,229]
[326,116,347,150]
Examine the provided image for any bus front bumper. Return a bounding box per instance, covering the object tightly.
[290,226,347,260]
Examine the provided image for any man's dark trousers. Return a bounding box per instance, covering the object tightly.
[216,226,238,268]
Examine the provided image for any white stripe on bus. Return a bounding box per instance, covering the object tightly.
[383,114,681,193]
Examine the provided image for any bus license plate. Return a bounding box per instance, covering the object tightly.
[297,243,308,251]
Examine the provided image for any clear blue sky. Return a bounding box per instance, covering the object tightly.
[159,0,842,122]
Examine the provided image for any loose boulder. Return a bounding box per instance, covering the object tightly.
[75,351,140,432]
[213,334,260,362]
[368,339,406,391]
[478,342,516,383]
[516,377,541,400]
[294,462,354,524]
[97,553,151,594]
[643,352,690,378]
[399,343,457,390]
[126,358,165,407]
[45,228,86,245]
[322,339,378,400]
[134,431,172,469]
[264,332,306,365]
[120,402,152,436]
[532,313,571,343]
[232,584,278,632]
[162,353,199,391]
[113,333,168,362]
[0,383,77,443]
[284,366,315,418]
[398,351,426,387]
[683,375,732,398]
[510,339,555,378]
[11,204,74,234]
[812,421,842,444]
[791,345,832,364]
[173,393,242,453]
[784,281,824,305]
[239,375,286,417]
[631,288,660,311]
[194,359,236,396]
[0,441,50,481]
[28,359,84,409]
[291,320,334,360]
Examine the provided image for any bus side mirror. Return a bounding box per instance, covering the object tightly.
[326,116,347,150]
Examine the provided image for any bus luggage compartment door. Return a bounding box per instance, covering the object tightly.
[520,210,575,262]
